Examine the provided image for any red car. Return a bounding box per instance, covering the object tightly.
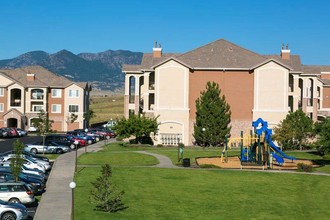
[66,135,87,147]
[89,128,116,139]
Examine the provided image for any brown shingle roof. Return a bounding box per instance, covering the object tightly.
[263,55,303,72]
[302,65,330,75]
[176,39,267,69]
[0,66,73,88]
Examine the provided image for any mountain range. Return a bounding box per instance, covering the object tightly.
[0,49,143,91]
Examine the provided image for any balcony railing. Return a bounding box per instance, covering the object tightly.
[31,94,44,100]
[288,84,294,92]
[160,133,181,145]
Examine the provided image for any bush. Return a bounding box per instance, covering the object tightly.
[297,163,313,172]
[156,144,164,147]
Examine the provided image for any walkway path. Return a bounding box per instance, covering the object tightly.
[34,140,106,220]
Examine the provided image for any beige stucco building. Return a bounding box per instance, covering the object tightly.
[0,66,91,131]
[122,39,330,146]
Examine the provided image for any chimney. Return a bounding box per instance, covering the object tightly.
[27,73,35,81]
[153,41,162,58]
[281,43,290,60]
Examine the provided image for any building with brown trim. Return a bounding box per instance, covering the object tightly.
[0,66,92,131]
[123,39,330,146]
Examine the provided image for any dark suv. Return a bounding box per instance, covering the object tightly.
[45,135,75,150]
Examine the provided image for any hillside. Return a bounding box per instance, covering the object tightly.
[0,49,143,91]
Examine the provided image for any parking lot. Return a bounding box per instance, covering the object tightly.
[0,135,45,219]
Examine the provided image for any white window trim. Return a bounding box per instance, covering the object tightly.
[32,105,43,112]
[69,89,79,98]
[0,88,4,97]
[52,89,62,98]
[68,105,79,113]
[51,104,61,113]
[0,103,3,112]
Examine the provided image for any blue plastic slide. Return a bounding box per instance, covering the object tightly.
[271,152,284,165]
[268,140,296,161]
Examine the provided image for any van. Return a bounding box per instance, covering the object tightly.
[0,182,35,204]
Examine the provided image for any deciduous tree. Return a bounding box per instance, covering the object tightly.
[10,140,25,182]
[113,114,158,144]
[273,109,313,150]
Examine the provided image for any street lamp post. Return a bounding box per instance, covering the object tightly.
[69,181,76,220]
[84,128,88,153]
[202,128,206,150]
[74,140,78,172]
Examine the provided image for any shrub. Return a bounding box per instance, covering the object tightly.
[297,163,313,172]
[156,144,164,147]
[89,164,127,212]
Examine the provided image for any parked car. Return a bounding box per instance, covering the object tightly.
[66,135,87,149]
[0,128,18,138]
[45,135,76,149]
[0,129,9,138]
[24,141,71,154]
[0,199,28,220]
[27,126,38,132]
[15,128,28,137]
[0,150,49,163]
[0,182,35,204]
[90,128,116,139]
[74,129,102,141]
[67,131,96,145]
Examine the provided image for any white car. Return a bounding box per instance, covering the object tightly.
[0,155,51,171]
[0,160,46,173]
[0,182,35,204]
[0,199,28,219]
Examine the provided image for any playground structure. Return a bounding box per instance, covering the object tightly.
[222,118,296,169]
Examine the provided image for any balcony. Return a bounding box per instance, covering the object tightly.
[31,89,44,100]
[11,99,21,107]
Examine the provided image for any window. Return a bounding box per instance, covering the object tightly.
[0,88,4,96]
[31,89,44,100]
[32,105,43,112]
[52,104,61,113]
[52,89,62,98]
[0,103,3,112]
[69,90,79,97]
[69,105,79,112]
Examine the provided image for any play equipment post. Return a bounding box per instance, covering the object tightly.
[240,131,243,168]
[225,135,228,162]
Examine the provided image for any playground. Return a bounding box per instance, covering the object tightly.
[196,156,316,170]
[196,118,319,170]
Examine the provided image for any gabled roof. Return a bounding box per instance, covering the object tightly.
[176,39,267,69]
[0,66,89,89]
[122,53,179,72]
[263,55,303,72]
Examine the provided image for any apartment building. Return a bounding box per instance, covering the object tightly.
[122,39,330,146]
[0,66,91,131]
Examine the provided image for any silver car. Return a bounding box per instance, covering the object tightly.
[24,141,71,154]
[0,199,28,220]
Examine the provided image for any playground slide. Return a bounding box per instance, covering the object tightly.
[268,140,296,161]
[270,152,284,165]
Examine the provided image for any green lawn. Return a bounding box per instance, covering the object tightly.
[74,143,330,219]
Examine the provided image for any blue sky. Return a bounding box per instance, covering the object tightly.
[1,0,330,65]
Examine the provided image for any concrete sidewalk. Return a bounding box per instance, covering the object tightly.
[34,141,107,220]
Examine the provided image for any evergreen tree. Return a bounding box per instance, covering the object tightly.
[273,109,313,150]
[193,81,231,147]
[314,117,330,155]
[89,164,126,212]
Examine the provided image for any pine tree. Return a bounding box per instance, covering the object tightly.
[89,164,126,212]
[193,81,231,147]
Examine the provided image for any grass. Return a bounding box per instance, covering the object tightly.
[74,143,330,219]
[89,94,124,124]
